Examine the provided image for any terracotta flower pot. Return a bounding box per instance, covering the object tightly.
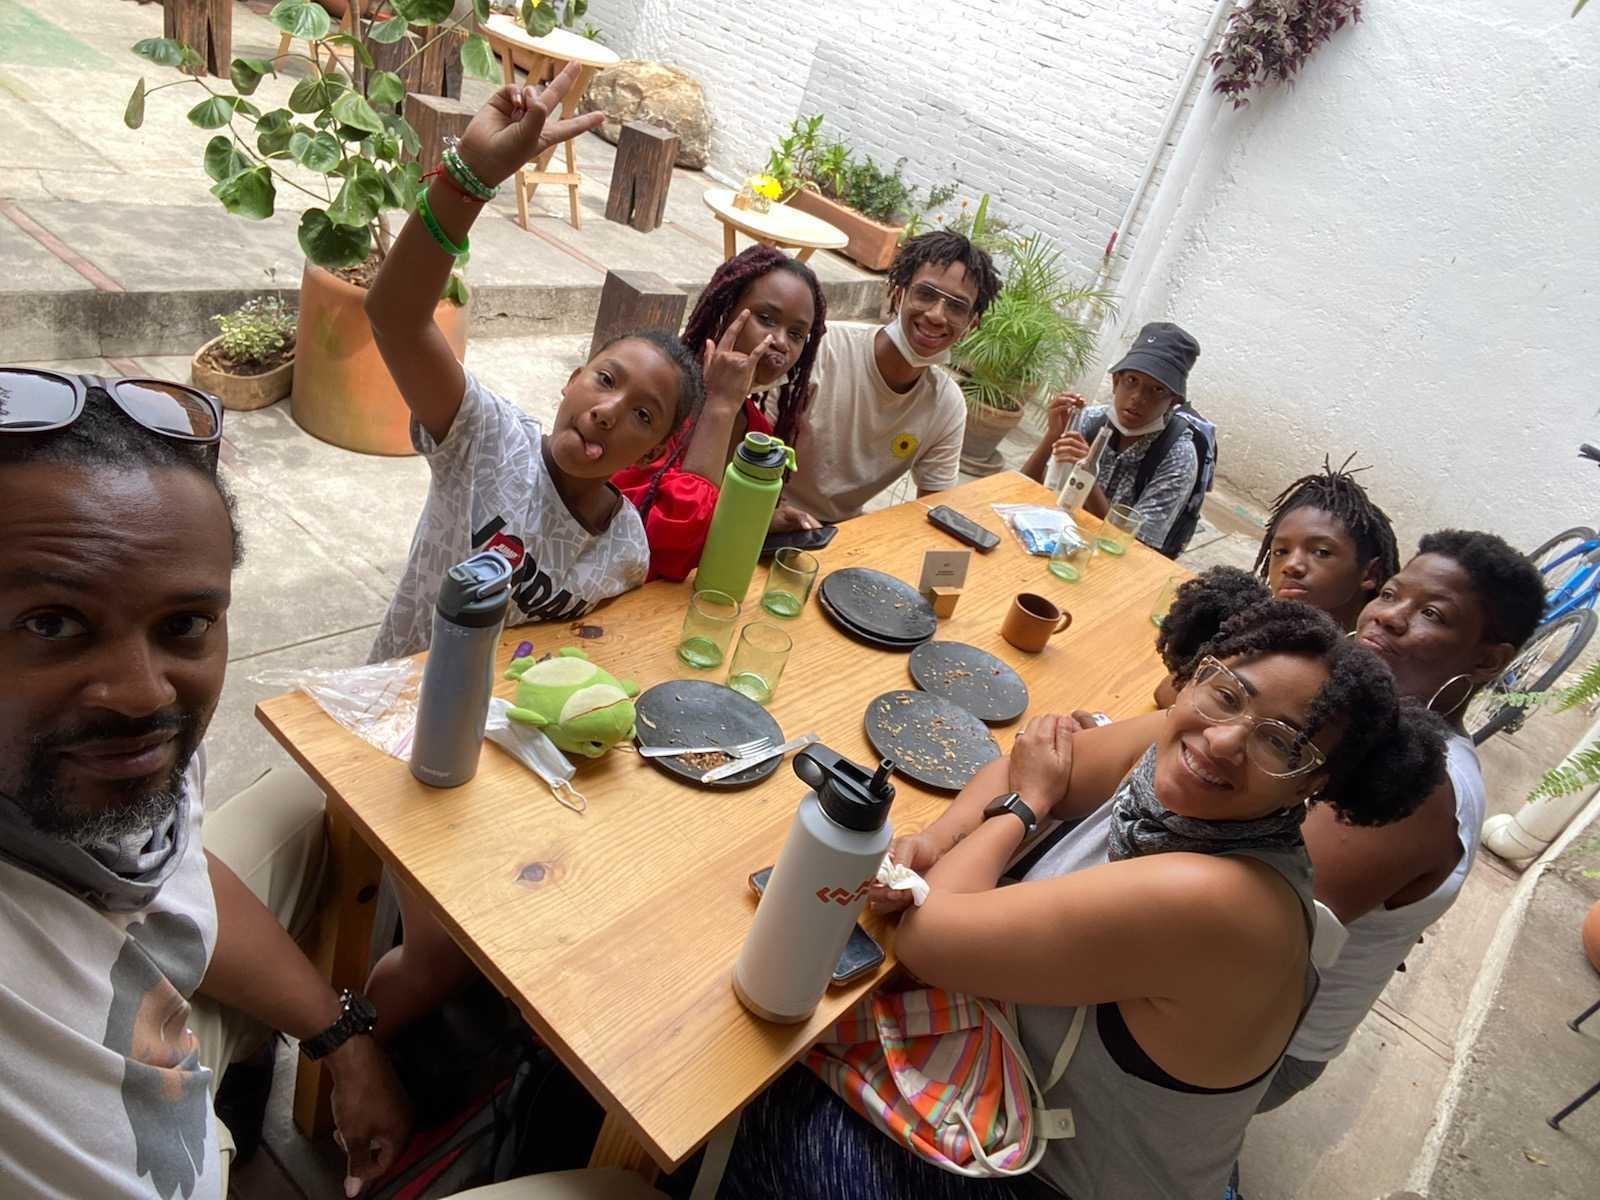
[1583,899,1600,973]
[786,189,903,272]
[959,399,1026,477]
[190,335,293,412]
[290,262,468,457]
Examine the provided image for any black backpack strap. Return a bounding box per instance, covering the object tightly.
[1131,409,1188,502]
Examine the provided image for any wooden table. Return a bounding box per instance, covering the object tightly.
[257,473,1181,1173]
[483,15,619,230]
[702,187,850,263]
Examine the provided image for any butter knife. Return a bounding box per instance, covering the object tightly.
[699,733,817,783]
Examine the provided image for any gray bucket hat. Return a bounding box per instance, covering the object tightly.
[1109,322,1200,399]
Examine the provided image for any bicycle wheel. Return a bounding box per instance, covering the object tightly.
[1530,526,1598,607]
[1465,608,1598,745]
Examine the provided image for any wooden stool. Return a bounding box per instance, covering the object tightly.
[163,0,230,76]
[605,122,678,233]
[404,93,473,178]
[589,271,687,361]
[482,15,619,231]
[367,24,464,100]
[701,187,850,264]
[273,5,351,73]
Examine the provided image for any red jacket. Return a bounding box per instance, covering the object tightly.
[613,399,774,582]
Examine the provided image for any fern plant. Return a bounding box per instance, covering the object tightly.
[1515,657,1600,801]
[950,198,1114,414]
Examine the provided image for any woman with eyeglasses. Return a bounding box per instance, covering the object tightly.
[714,600,1445,1200]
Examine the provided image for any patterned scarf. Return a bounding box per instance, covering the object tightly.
[0,789,189,913]
[1106,746,1307,863]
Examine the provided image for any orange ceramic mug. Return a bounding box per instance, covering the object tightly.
[1001,593,1072,652]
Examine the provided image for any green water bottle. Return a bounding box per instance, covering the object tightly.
[695,432,796,602]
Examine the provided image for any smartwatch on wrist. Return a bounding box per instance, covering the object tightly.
[982,792,1039,838]
[300,989,378,1061]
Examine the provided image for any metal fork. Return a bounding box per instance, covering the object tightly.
[636,736,774,760]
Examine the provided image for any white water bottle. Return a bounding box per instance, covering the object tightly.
[733,747,895,1023]
[1057,424,1111,513]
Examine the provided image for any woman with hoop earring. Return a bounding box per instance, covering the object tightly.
[1258,528,1547,1109]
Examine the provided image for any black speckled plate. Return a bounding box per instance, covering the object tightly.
[864,689,1001,793]
[909,641,1029,725]
[633,680,784,790]
[817,588,929,652]
[820,568,937,643]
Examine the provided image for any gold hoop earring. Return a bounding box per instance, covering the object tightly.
[1427,674,1474,717]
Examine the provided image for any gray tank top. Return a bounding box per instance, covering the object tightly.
[1017,761,1317,1199]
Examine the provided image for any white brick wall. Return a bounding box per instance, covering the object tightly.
[585,0,1217,284]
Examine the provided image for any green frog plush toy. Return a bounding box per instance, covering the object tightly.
[504,647,639,759]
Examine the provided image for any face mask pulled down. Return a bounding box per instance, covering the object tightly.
[1107,405,1170,438]
[881,310,952,369]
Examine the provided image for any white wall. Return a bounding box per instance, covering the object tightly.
[584,0,1217,280]
[1114,0,1600,551]
[588,0,1600,552]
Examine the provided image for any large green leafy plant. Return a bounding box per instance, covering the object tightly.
[950,197,1113,415]
[764,114,952,226]
[122,0,569,301]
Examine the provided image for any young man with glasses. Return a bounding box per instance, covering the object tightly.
[772,231,1002,530]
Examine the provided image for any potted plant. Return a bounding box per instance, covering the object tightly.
[766,115,951,271]
[948,197,1113,475]
[122,0,513,453]
[192,291,298,411]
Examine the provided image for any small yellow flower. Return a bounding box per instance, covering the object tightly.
[751,174,782,201]
[891,431,919,459]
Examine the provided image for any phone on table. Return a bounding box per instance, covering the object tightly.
[926,505,1000,552]
[761,523,838,561]
[748,866,886,984]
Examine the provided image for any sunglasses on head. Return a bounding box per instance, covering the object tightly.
[0,368,223,451]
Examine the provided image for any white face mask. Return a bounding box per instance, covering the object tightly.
[1108,405,1170,438]
[881,310,952,369]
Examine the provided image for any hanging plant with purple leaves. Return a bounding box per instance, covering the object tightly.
[1210,1,1363,108]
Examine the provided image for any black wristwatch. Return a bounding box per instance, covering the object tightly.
[982,792,1038,837]
[300,989,379,1061]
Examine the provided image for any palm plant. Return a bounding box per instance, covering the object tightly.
[950,198,1114,414]
[1516,659,1600,801]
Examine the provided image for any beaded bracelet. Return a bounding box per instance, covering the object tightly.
[417,189,469,258]
[442,144,498,201]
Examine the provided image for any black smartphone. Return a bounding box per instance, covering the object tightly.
[748,866,886,984]
[927,504,1001,552]
[761,523,839,561]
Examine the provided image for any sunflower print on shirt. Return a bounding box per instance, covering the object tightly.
[890,432,919,460]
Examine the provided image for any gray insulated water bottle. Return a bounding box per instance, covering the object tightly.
[410,551,514,788]
[733,747,895,1023]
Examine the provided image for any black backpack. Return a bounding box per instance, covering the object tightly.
[1131,405,1217,560]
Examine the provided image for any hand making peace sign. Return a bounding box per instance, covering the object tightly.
[456,61,606,190]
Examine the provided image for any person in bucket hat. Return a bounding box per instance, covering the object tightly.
[1024,321,1203,552]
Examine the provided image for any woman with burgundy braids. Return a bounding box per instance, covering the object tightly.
[612,246,826,580]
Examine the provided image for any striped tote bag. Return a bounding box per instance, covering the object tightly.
[806,986,1083,1179]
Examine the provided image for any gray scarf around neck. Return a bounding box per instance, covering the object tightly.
[0,789,189,913]
[1106,746,1307,863]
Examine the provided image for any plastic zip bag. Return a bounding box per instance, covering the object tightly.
[253,660,423,760]
[991,504,1087,556]
[253,659,587,814]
